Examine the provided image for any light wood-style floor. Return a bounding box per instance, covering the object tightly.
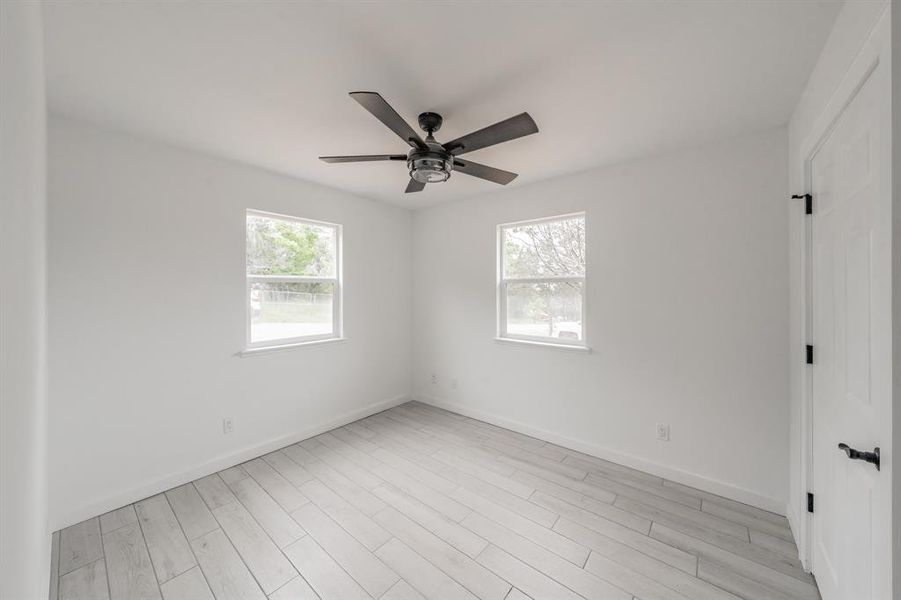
[48,401,818,600]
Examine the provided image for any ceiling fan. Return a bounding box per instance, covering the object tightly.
[320,92,539,193]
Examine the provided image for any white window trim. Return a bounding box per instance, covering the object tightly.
[493,336,591,352]
[245,209,343,351]
[497,212,587,349]
[239,336,347,357]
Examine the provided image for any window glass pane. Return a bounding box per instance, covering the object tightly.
[506,281,583,341]
[250,281,334,343]
[247,215,336,277]
[503,216,585,279]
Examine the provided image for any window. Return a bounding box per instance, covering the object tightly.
[246,210,341,348]
[498,213,586,346]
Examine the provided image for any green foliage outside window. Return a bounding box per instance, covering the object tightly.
[246,215,335,278]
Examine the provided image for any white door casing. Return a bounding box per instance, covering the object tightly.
[808,11,891,600]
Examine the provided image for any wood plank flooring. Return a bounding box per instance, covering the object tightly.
[49,401,818,600]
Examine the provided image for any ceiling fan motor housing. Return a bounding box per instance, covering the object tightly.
[407,112,454,183]
[410,111,453,183]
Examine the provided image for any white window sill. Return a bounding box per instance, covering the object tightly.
[239,337,346,357]
[494,337,591,353]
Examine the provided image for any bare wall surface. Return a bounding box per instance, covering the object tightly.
[413,127,790,512]
[47,117,413,529]
[894,0,901,592]
[0,1,50,596]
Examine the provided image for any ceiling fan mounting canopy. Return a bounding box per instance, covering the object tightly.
[417,112,443,133]
[319,91,538,193]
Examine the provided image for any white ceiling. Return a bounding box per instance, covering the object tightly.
[43,1,841,209]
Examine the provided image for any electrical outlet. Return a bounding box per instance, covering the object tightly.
[656,423,670,441]
[451,378,458,390]
[431,373,438,385]
[223,417,234,435]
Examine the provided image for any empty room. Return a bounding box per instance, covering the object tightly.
[2,1,898,599]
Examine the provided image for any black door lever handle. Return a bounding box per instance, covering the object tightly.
[838,443,881,471]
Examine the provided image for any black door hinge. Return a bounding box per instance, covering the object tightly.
[792,193,813,215]
[806,344,813,365]
[807,492,814,513]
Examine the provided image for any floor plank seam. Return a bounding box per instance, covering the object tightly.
[162,490,215,599]
[100,533,113,600]
[209,500,270,597]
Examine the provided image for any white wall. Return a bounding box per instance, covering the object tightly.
[894,0,901,591]
[47,117,412,530]
[413,127,790,512]
[786,0,889,564]
[0,1,50,597]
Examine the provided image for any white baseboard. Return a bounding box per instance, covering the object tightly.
[415,393,786,515]
[52,394,410,531]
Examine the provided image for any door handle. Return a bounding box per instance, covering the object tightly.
[837,443,881,471]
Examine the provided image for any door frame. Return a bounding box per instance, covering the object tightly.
[795,5,889,577]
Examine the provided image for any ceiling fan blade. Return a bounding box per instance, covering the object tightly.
[319,154,407,163]
[405,178,426,193]
[350,92,427,150]
[452,159,518,185]
[443,112,538,155]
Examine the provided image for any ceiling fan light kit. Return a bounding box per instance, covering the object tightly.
[319,91,538,193]
[410,155,452,183]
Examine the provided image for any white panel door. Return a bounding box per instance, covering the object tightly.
[809,19,890,600]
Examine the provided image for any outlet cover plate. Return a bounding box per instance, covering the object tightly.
[656,423,669,441]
